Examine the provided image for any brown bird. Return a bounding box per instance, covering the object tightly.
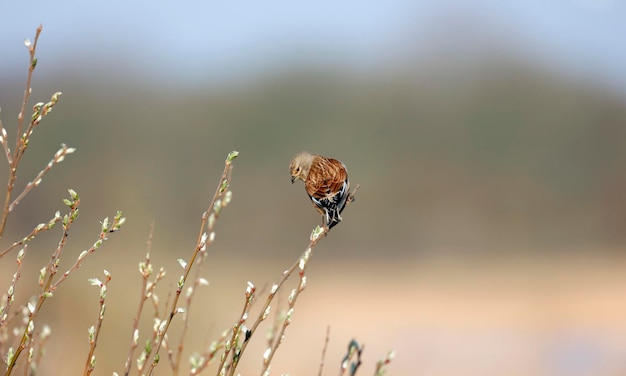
[290,151,350,231]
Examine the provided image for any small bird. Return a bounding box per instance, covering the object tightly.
[290,151,350,231]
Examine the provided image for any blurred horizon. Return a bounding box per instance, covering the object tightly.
[1,1,626,375]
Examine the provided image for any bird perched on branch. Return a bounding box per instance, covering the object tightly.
[290,151,351,231]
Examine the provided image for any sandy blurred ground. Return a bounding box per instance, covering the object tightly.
[3,249,625,376]
[247,255,626,376]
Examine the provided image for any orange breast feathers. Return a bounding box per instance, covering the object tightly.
[304,157,348,200]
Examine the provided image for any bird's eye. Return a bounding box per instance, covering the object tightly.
[296,167,300,173]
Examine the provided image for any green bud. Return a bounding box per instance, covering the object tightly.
[226,150,239,163]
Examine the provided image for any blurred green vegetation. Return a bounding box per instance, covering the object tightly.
[0,54,625,262]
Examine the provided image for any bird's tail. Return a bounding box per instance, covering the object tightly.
[325,189,351,230]
[325,207,343,230]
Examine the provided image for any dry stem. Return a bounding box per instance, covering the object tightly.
[0,25,42,238]
[146,152,237,376]
[318,326,331,376]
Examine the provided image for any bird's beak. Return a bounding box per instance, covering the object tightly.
[291,176,296,184]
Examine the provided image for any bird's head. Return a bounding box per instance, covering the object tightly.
[289,151,314,184]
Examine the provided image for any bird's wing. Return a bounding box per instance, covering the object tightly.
[305,157,348,201]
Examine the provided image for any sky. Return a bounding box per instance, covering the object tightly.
[0,0,625,92]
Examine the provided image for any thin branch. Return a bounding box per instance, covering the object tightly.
[8,144,75,214]
[83,271,112,376]
[0,246,26,328]
[217,226,325,376]
[264,292,283,353]
[146,151,238,376]
[258,242,313,375]
[173,270,208,375]
[0,211,61,259]
[4,199,124,374]
[189,330,229,375]
[14,26,42,164]
[318,326,331,376]
[229,183,359,376]
[217,282,255,375]
[0,25,42,238]
[49,211,125,291]
[123,221,159,376]
[26,325,51,375]
[0,118,11,164]
[4,194,78,375]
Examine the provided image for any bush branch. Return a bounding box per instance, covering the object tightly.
[145,151,238,376]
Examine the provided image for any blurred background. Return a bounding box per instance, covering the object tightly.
[1,1,626,375]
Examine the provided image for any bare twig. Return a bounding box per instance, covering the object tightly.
[0,117,10,165]
[4,191,79,374]
[0,24,67,239]
[26,325,51,374]
[0,246,26,328]
[4,193,124,374]
[171,212,214,375]
[83,270,112,376]
[346,184,360,207]
[216,281,255,375]
[49,210,125,291]
[8,144,75,214]
[0,24,68,240]
[123,222,163,376]
[146,151,238,376]
[264,292,283,352]
[172,270,209,374]
[189,330,229,375]
[0,24,40,238]
[229,184,359,376]
[318,326,331,376]
[219,226,324,376]
[0,211,61,259]
[258,244,313,376]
